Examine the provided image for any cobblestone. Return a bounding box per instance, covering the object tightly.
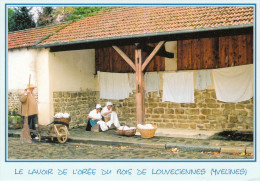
[8,137,253,160]
[8,128,254,160]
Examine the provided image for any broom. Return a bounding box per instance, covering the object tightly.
[20,74,32,144]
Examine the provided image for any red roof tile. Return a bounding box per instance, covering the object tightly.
[9,6,254,49]
[8,23,69,49]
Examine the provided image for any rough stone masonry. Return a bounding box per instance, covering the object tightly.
[52,89,253,131]
[8,89,253,131]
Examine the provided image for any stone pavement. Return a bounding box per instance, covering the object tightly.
[7,137,253,159]
[8,127,254,155]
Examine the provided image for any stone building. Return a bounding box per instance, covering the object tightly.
[8,6,254,131]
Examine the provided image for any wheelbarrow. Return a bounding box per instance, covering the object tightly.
[34,118,70,143]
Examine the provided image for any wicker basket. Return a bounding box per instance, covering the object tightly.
[138,124,157,139]
[124,128,136,137]
[54,117,71,126]
[116,128,125,135]
[116,126,136,136]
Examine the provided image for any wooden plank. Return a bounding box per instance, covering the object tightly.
[238,35,247,65]
[95,49,99,74]
[156,56,161,71]
[228,36,236,66]
[113,46,121,73]
[177,40,183,70]
[218,36,227,68]
[191,39,200,69]
[201,38,210,69]
[205,37,217,69]
[212,37,219,69]
[113,46,136,71]
[246,34,253,64]
[109,47,113,72]
[182,40,189,70]
[141,41,165,71]
[186,40,192,69]
[104,48,110,72]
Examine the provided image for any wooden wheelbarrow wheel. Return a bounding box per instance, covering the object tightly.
[38,134,41,142]
[57,127,68,143]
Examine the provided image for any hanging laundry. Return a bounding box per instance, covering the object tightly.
[128,73,136,94]
[162,72,194,103]
[144,72,160,97]
[98,72,131,100]
[196,70,212,90]
[212,64,253,103]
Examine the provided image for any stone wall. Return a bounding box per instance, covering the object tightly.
[53,89,253,131]
[145,90,253,131]
[9,89,253,131]
[52,90,137,128]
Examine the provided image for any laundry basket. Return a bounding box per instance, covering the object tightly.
[54,117,71,127]
[137,124,157,139]
[116,126,136,136]
[124,128,136,137]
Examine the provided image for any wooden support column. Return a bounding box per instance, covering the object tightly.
[112,41,165,125]
[135,48,145,124]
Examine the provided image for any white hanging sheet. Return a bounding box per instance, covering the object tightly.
[144,72,160,97]
[162,72,194,103]
[128,73,136,94]
[196,70,212,90]
[212,64,253,103]
[98,72,131,100]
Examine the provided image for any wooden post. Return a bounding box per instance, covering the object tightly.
[112,41,165,125]
[135,48,145,124]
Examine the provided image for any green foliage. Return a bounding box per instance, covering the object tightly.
[8,8,15,32]
[65,7,110,21]
[12,109,18,116]
[8,7,36,32]
[37,7,56,26]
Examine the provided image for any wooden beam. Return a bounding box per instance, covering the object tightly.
[112,46,136,71]
[141,41,165,71]
[140,44,174,58]
[135,48,145,125]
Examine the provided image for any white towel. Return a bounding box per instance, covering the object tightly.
[97,121,108,131]
[196,70,211,90]
[98,72,131,100]
[144,72,160,97]
[212,64,253,103]
[137,124,154,129]
[162,72,194,103]
[128,73,136,94]
[106,112,120,128]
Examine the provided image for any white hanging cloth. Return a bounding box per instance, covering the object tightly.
[162,72,194,103]
[212,64,253,103]
[128,73,136,94]
[98,72,131,100]
[196,70,212,90]
[144,72,160,97]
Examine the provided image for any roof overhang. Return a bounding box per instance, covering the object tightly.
[34,24,253,52]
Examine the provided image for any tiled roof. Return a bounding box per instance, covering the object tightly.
[9,6,253,49]
[8,23,69,49]
[39,6,253,46]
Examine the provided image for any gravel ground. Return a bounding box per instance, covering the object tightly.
[8,137,253,160]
